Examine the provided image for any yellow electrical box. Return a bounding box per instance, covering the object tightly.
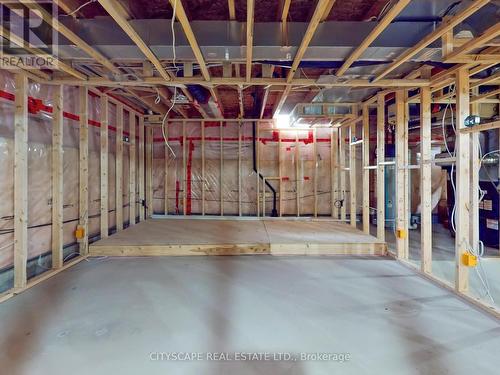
[396,228,407,239]
[75,225,85,240]
[462,252,477,267]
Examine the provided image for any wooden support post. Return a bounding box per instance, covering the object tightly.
[420,85,432,273]
[262,177,266,217]
[349,122,357,227]
[331,128,338,218]
[145,127,153,218]
[164,122,169,215]
[79,86,89,255]
[470,88,480,254]
[115,104,123,230]
[376,93,385,241]
[257,122,260,217]
[278,129,282,216]
[99,95,109,238]
[362,105,370,233]
[183,121,187,215]
[455,67,470,292]
[51,85,64,269]
[138,116,145,221]
[313,128,318,217]
[201,121,205,215]
[238,121,242,216]
[14,73,28,288]
[129,112,136,225]
[339,126,346,221]
[295,132,300,217]
[220,121,224,216]
[395,89,408,259]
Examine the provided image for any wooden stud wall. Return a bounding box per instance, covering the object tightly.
[13,73,28,289]
[376,93,385,241]
[51,85,64,268]
[129,112,136,225]
[78,86,89,255]
[116,104,124,230]
[100,95,109,238]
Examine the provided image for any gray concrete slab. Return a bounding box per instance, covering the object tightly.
[0,256,499,375]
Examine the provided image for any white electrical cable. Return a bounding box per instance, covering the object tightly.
[66,0,97,16]
[161,0,178,159]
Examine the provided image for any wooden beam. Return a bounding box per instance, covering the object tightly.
[420,85,432,273]
[349,119,356,227]
[280,0,292,45]
[321,0,337,21]
[220,121,224,216]
[201,121,206,215]
[336,0,410,76]
[339,126,346,221]
[362,105,370,233]
[138,116,145,221]
[246,0,255,82]
[49,76,432,88]
[295,131,300,216]
[14,73,28,289]
[331,128,339,218]
[145,127,153,218]
[374,0,490,82]
[444,23,500,62]
[460,120,500,133]
[286,0,330,83]
[455,67,470,292]
[0,25,85,80]
[376,92,385,241]
[100,95,109,238]
[116,104,124,230]
[183,121,187,215]
[313,129,318,217]
[169,0,211,81]
[17,1,119,74]
[129,112,136,226]
[470,87,480,268]
[471,88,500,103]
[98,0,171,81]
[164,125,169,214]
[79,86,89,255]
[228,0,236,20]
[395,89,408,259]
[51,85,64,269]
[238,122,242,216]
[471,70,500,88]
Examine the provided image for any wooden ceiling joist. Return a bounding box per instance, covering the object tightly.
[15,0,120,75]
[320,0,337,22]
[336,0,411,77]
[97,0,171,81]
[471,88,500,103]
[228,0,236,20]
[246,0,255,82]
[373,0,491,82]
[169,0,211,81]
[286,0,330,83]
[444,23,500,63]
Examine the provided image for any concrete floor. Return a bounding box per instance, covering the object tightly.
[378,224,500,310]
[0,256,499,375]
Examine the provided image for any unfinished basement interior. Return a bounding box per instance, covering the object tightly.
[1,0,500,374]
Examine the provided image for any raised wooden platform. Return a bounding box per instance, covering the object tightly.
[89,218,386,256]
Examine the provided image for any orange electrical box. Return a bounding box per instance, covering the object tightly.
[396,229,407,239]
[462,252,478,267]
[75,225,85,240]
